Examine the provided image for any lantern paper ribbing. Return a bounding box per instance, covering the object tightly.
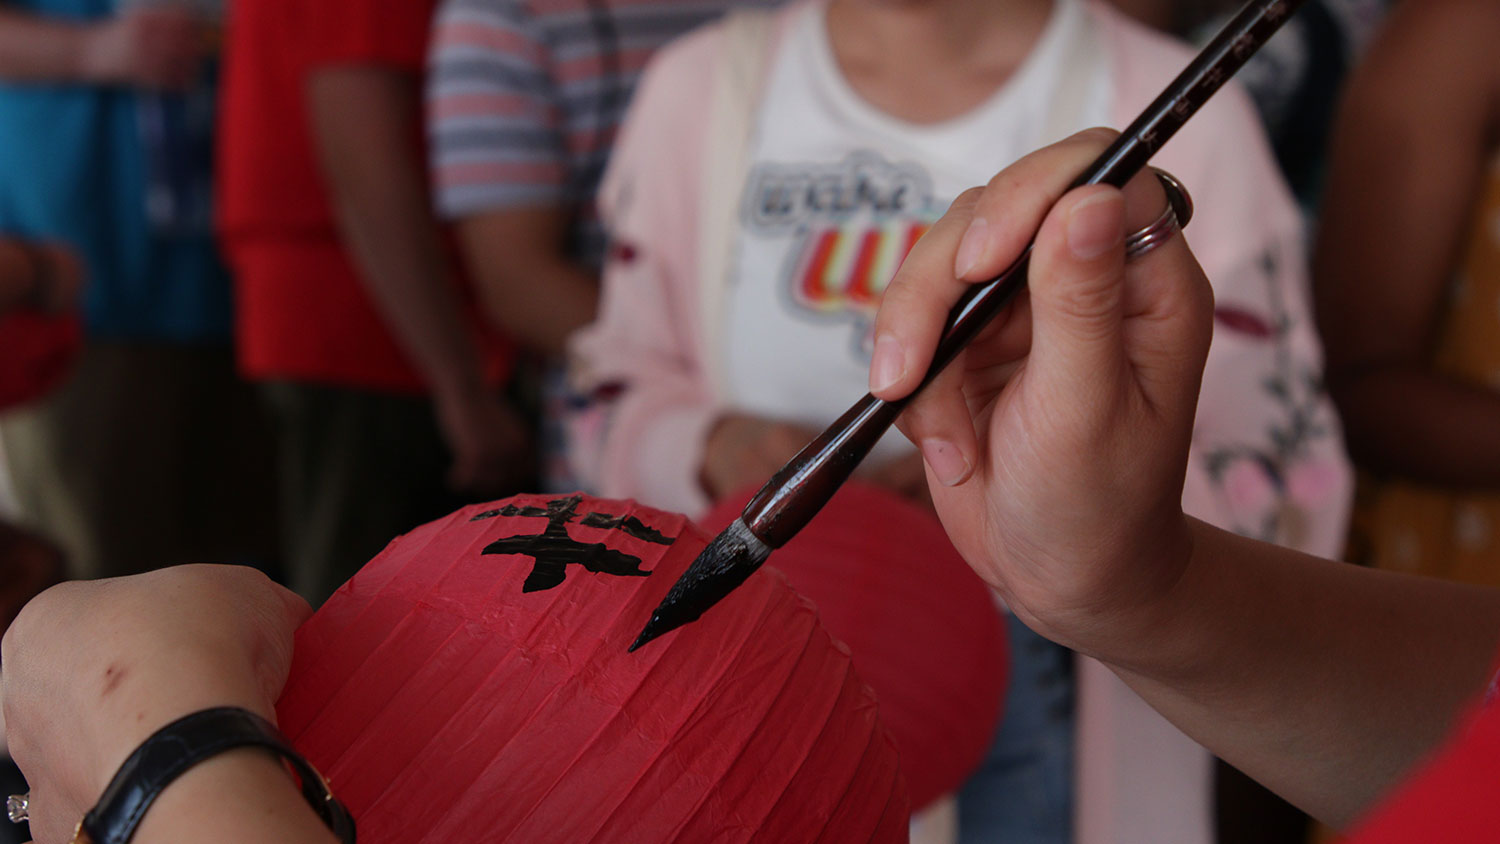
[704,481,1007,810]
[276,493,910,843]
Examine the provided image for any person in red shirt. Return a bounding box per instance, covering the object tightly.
[218,0,530,604]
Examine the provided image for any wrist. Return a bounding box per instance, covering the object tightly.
[1054,511,1204,672]
[81,708,351,844]
[134,748,334,843]
[1078,517,1253,687]
[698,413,749,500]
[86,660,275,800]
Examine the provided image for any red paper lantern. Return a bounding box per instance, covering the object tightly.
[704,482,1008,811]
[277,493,910,843]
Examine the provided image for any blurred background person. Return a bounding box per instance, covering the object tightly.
[567,0,1353,842]
[0,0,277,581]
[1318,4,1500,604]
[425,0,779,491]
[218,0,530,606]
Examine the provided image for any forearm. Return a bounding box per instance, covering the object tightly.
[134,749,336,844]
[1096,518,1500,827]
[472,252,598,356]
[308,68,486,399]
[337,200,484,398]
[1331,367,1500,487]
[0,9,94,81]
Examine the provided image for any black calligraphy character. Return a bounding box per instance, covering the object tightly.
[474,496,675,592]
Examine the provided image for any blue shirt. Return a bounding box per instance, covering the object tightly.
[0,0,230,342]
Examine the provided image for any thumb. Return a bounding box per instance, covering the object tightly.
[1026,186,1129,403]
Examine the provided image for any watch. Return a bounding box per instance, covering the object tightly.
[72,707,355,844]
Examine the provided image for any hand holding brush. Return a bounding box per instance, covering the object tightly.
[633,0,1306,651]
[860,131,1213,648]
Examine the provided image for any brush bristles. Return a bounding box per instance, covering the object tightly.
[630,518,772,651]
[697,518,772,578]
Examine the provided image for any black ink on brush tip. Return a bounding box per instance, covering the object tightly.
[475,495,674,593]
[630,518,770,652]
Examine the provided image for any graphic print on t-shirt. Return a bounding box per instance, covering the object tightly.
[719,0,1105,450]
[741,151,942,356]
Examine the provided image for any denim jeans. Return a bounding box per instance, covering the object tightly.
[958,614,1075,844]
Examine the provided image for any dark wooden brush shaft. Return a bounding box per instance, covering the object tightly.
[743,251,1032,547]
[741,0,1307,549]
[1084,0,1303,189]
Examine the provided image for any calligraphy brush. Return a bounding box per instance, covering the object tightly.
[630,0,1307,653]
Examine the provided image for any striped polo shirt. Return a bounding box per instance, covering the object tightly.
[428,0,772,268]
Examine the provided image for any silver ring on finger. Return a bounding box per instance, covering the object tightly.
[6,792,28,824]
[1124,168,1193,260]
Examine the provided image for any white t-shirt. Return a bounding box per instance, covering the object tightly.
[722,0,1111,461]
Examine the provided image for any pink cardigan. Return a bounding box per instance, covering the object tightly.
[569,5,1353,841]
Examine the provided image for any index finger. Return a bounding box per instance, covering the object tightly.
[869,128,1121,401]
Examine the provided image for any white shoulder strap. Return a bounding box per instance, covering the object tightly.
[697,7,778,397]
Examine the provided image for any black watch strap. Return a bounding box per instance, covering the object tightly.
[79,707,355,844]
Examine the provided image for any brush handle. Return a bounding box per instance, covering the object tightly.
[743,250,1032,547]
[740,0,1306,548]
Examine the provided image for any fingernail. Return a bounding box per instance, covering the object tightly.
[869,334,906,393]
[920,438,971,487]
[1066,191,1125,260]
[954,217,989,278]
